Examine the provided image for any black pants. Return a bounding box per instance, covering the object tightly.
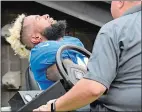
[90,100,115,112]
[76,100,114,112]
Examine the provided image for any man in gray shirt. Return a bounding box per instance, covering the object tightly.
[33,1,141,111]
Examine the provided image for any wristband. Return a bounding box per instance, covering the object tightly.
[51,99,57,112]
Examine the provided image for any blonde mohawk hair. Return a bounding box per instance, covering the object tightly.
[6,14,30,59]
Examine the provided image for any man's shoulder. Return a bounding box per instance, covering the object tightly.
[101,12,139,32]
[63,36,81,42]
[63,36,78,40]
[63,36,84,47]
[99,13,139,39]
[101,17,124,31]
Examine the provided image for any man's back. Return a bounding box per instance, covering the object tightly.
[97,5,141,111]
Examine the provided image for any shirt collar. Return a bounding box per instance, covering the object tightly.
[122,4,141,17]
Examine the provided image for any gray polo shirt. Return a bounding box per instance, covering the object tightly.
[84,4,141,111]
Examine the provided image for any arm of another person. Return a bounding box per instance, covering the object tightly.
[46,64,61,82]
[33,24,119,111]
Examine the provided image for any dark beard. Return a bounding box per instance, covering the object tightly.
[42,20,67,40]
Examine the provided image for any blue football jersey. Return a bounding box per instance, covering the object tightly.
[29,36,86,90]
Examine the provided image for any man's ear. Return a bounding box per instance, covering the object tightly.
[31,34,42,44]
[117,1,124,9]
